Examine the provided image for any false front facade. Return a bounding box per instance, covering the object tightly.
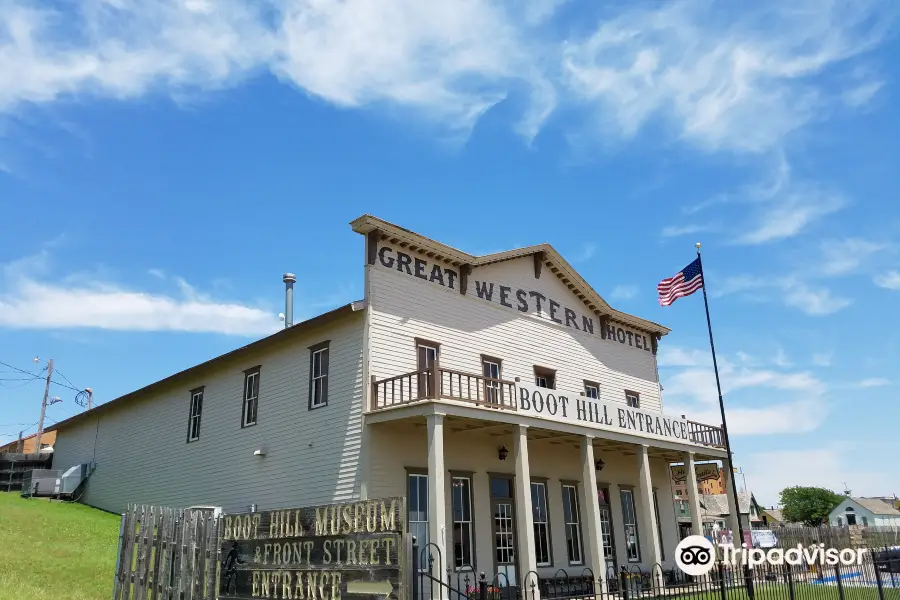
[52,214,729,594]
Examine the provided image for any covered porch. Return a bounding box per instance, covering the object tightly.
[363,399,728,600]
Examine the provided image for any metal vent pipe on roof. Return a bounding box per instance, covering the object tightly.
[283,273,296,328]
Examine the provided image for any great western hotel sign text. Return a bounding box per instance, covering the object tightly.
[517,383,690,443]
[219,498,405,600]
[375,246,654,352]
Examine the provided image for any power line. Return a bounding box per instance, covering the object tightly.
[0,360,43,378]
[53,368,80,391]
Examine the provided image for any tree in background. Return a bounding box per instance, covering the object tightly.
[779,486,843,526]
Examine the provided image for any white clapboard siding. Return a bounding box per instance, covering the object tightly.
[368,423,679,572]
[52,312,365,514]
[368,253,663,412]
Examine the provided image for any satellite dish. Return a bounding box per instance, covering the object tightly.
[278,313,285,321]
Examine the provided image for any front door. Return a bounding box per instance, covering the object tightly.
[490,476,518,591]
[597,486,618,575]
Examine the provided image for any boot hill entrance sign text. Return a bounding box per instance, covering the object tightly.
[219,497,406,600]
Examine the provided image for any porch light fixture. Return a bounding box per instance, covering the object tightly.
[498,445,509,461]
[595,458,605,471]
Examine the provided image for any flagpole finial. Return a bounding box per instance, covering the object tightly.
[695,242,702,252]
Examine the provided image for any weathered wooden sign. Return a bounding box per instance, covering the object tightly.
[218,497,406,600]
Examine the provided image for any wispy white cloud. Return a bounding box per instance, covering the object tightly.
[818,238,888,276]
[842,80,883,108]
[773,346,792,368]
[782,280,853,315]
[571,242,597,263]
[660,224,716,239]
[737,190,845,245]
[0,251,280,335]
[857,377,890,388]
[0,0,891,151]
[874,270,900,290]
[714,274,852,316]
[560,0,891,154]
[609,284,637,301]
[660,345,830,436]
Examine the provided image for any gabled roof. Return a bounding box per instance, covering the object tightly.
[761,508,785,522]
[701,492,752,516]
[350,214,671,336]
[850,497,900,516]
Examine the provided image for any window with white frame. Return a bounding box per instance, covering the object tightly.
[625,391,640,408]
[242,368,260,427]
[309,342,329,409]
[584,381,599,399]
[620,488,641,562]
[531,481,552,566]
[187,388,203,442]
[451,476,474,569]
[482,357,501,404]
[534,366,555,390]
[561,484,583,565]
[408,473,428,562]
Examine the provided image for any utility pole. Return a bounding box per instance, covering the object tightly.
[15,431,23,453]
[33,358,53,454]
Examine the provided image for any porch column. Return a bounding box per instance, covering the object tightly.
[513,425,538,600]
[723,462,742,547]
[580,437,607,593]
[635,445,663,583]
[683,452,703,537]
[427,412,447,592]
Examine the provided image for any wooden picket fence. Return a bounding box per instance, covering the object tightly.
[112,504,222,600]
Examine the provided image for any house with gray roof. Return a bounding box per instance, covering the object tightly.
[828,497,900,527]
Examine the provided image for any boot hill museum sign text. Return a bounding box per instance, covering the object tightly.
[219,498,406,600]
[375,246,657,353]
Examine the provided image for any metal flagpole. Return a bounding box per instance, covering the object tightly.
[695,243,754,597]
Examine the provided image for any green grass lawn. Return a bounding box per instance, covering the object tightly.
[0,491,121,600]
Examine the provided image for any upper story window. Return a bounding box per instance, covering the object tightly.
[242,367,261,427]
[625,390,640,408]
[534,366,556,390]
[481,355,502,404]
[416,338,440,398]
[584,381,599,399]
[309,341,330,409]
[187,387,204,442]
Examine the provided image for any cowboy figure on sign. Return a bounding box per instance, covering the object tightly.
[222,541,244,594]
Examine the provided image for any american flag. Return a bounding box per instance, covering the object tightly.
[658,257,704,306]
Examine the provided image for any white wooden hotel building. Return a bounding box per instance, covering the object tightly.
[51,214,736,588]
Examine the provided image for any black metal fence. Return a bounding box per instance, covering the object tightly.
[412,540,900,600]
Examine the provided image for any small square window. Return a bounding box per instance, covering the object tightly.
[625,391,640,408]
[534,366,556,389]
[584,381,599,399]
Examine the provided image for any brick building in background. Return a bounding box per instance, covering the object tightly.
[0,430,56,454]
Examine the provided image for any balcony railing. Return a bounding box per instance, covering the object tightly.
[370,361,517,412]
[686,420,724,448]
[370,364,725,449]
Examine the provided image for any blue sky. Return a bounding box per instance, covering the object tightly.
[1,0,898,506]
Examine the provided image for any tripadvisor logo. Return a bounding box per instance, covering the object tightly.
[675,536,868,576]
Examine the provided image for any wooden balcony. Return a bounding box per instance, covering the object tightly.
[370,361,517,412]
[369,363,726,449]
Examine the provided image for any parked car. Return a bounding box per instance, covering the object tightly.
[751,529,778,549]
[874,547,900,574]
